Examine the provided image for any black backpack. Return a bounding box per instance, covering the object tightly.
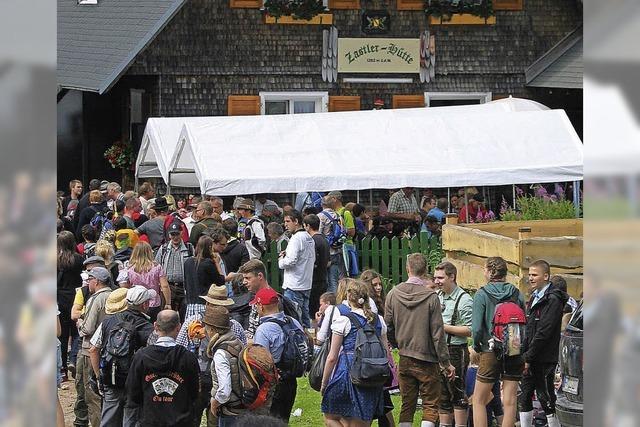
[100,319,138,388]
[345,312,390,388]
[264,316,310,379]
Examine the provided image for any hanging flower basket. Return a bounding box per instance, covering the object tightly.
[104,140,135,170]
[264,0,328,22]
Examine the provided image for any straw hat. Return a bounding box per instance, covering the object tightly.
[200,284,234,306]
[105,288,128,314]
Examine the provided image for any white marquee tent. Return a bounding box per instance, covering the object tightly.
[134,97,553,191]
[168,104,582,196]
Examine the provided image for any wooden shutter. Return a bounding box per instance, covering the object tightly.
[328,0,360,9]
[230,0,262,8]
[493,0,523,10]
[392,94,425,109]
[397,0,423,11]
[227,95,261,116]
[329,96,361,112]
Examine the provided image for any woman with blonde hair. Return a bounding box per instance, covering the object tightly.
[126,241,171,321]
[321,279,389,426]
[94,239,119,286]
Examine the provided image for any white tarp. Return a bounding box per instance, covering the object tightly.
[136,97,549,189]
[173,105,583,196]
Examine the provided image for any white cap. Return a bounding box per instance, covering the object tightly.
[126,285,155,306]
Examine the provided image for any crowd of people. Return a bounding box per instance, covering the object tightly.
[56,179,577,427]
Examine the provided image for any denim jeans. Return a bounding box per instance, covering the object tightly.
[100,387,138,427]
[218,414,238,427]
[69,334,80,366]
[326,253,344,294]
[283,288,311,328]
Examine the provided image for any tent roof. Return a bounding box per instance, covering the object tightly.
[171,104,582,196]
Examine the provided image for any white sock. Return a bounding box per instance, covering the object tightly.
[398,423,413,427]
[455,425,468,427]
[519,410,533,426]
[439,424,452,427]
[421,422,436,427]
[546,414,560,427]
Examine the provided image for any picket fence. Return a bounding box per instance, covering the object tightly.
[262,231,442,292]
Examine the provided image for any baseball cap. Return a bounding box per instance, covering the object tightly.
[83,255,105,266]
[167,222,182,234]
[126,285,155,306]
[87,267,111,283]
[116,269,129,284]
[328,190,342,200]
[250,287,279,306]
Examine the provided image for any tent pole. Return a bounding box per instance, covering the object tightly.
[627,176,638,217]
[369,189,373,211]
[134,175,139,192]
[512,184,516,207]
[167,172,172,196]
[573,180,581,218]
[447,187,451,213]
[357,190,360,204]
[464,187,469,223]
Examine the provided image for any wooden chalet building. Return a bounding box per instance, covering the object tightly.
[57,0,582,190]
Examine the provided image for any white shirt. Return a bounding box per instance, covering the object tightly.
[316,300,379,344]
[155,336,177,348]
[278,229,316,291]
[531,282,551,307]
[212,350,232,404]
[331,307,387,337]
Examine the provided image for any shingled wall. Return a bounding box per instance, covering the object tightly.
[126,0,582,116]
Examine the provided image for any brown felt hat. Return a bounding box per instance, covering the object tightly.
[202,305,230,329]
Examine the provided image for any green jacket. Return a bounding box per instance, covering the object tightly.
[471,281,524,352]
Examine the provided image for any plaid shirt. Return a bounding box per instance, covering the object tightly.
[388,190,419,214]
[155,241,193,283]
[177,311,247,352]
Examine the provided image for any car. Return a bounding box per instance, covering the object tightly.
[556,301,583,427]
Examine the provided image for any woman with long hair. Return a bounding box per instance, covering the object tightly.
[321,279,389,426]
[94,239,119,286]
[57,230,84,381]
[360,269,385,317]
[183,235,226,319]
[126,241,171,321]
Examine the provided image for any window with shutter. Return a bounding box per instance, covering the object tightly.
[230,0,262,8]
[328,0,360,9]
[227,95,261,116]
[397,0,423,11]
[329,96,361,112]
[493,0,523,10]
[392,94,425,109]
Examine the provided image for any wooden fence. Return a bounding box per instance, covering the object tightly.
[262,232,442,292]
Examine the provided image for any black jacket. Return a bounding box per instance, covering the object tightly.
[126,343,199,427]
[221,239,250,274]
[183,258,225,305]
[523,284,569,364]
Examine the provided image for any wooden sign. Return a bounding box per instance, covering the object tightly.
[338,38,420,73]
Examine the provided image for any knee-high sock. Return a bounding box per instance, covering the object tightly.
[519,410,533,427]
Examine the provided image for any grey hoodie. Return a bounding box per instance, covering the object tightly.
[471,282,525,352]
[384,280,450,365]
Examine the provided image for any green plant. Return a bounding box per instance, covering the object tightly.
[427,238,444,273]
[104,140,134,169]
[500,195,577,221]
[425,0,494,21]
[264,0,325,19]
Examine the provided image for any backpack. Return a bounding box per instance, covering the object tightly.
[217,343,278,410]
[345,312,390,388]
[307,192,324,211]
[279,293,303,325]
[100,319,138,388]
[264,316,310,379]
[243,217,266,255]
[320,211,347,249]
[90,209,113,240]
[483,288,526,359]
[163,213,189,244]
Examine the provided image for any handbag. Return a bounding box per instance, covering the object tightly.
[308,306,335,391]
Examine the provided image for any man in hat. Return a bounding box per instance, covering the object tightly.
[373,98,385,110]
[156,222,195,319]
[189,201,221,247]
[126,310,200,427]
[135,196,170,250]
[237,200,266,260]
[252,287,306,423]
[203,305,247,425]
[176,285,246,427]
[89,286,154,427]
[76,267,112,427]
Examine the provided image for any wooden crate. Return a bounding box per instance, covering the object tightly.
[443,217,583,298]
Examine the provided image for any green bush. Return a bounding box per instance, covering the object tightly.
[501,195,576,221]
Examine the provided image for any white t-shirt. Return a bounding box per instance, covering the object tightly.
[317,302,384,344]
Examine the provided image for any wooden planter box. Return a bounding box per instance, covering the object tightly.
[442,218,583,298]
[265,13,333,25]
[428,14,496,25]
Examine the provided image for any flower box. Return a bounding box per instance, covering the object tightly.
[428,13,496,25]
[264,13,333,24]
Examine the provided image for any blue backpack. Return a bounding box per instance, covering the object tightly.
[320,211,347,248]
[264,316,310,379]
[308,192,324,210]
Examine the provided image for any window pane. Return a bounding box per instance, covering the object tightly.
[293,100,316,114]
[265,101,288,115]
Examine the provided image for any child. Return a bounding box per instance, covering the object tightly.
[466,347,504,427]
[314,292,336,351]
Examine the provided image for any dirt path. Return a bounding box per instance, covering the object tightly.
[58,380,76,427]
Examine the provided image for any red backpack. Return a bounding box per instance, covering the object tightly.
[483,288,526,359]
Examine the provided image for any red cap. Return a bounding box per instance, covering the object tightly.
[374,98,384,106]
[250,287,280,306]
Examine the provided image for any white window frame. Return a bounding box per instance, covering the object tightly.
[424,91,492,107]
[259,91,329,115]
